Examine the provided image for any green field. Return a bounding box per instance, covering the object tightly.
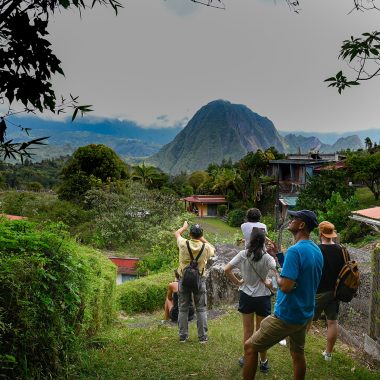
[69,308,380,380]
[355,187,380,209]
[195,217,241,245]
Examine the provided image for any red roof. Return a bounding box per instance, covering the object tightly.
[109,257,139,275]
[0,214,27,220]
[181,195,226,204]
[352,207,380,220]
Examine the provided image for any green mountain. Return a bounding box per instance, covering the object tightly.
[149,100,284,174]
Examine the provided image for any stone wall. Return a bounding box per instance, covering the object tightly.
[205,244,241,307]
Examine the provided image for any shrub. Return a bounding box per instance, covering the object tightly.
[217,204,228,217]
[318,192,359,232]
[117,271,173,313]
[227,209,246,227]
[340,219,374,244]
[0,220,116,378]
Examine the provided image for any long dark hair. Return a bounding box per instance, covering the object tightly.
[247,227,266,262]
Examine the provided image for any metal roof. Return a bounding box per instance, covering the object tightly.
[352,207,380,220]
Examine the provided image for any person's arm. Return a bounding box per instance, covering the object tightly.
[167,282,176,301]
[224,263,244,287]
[276,247,298,293]
[276,275,296,293]
[174,220,189,240]
[199,236,209,244]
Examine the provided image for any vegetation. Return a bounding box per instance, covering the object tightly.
[296,171,355,213]
[58,144,129,202]
[67,309,380,379]
[346,150,380,200]
[117,271,173,314]
[0,157,68,190]
[0,219,116,378]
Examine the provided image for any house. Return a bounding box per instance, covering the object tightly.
[269,153,346,195]
[180,195,227,217]
[109,257,139,285]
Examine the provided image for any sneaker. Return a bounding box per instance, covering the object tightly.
[322,351,332,361]
[259,359,269,373]
[238,357,244,368]
[199,337,208,344]
[179,336,188,343]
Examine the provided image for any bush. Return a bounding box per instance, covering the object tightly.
[217,204,228,217]
[227,209,246,227]
[0,220,116,378]
[340,219,374,244]
[117,271,173,313]
[318,192,359,232]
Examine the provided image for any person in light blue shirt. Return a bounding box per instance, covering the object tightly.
[243,210,323,380]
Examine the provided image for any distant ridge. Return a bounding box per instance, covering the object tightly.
[149,100,284,174]
[282,134,363,154]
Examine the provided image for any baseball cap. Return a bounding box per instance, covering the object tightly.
[318,221,337,238]
[190,223,203,237]
[288,210,318,230]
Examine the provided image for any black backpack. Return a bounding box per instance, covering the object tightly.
[181,241,205,292]
[334,245,360,302]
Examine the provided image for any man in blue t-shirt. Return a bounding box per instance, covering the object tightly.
[243,210,323,380]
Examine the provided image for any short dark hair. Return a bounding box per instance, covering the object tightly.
[246,208,262,223]
[189,224,203,239]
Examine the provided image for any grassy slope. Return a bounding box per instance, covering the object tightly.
[70,309,379,380]
[195,217,241,245]
[355,187,380,209]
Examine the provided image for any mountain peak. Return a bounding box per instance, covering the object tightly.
[149,101,284,174]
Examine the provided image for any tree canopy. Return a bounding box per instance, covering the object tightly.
[58,144,128,201]
[346,150,380,200]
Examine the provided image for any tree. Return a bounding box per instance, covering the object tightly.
[131,162,162,187]
[58,144,128,201]
[296,170,355,212]
[0,0,121,160]
[187,170,211,193]
[346,151,380,200]
[238,150,271,203]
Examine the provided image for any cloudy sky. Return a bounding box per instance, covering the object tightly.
[48,0,380,133]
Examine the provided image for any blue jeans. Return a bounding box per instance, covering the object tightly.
[178,277,207,341]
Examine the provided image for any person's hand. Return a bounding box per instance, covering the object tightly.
[183,220,189,229]
[263,278,272,289]
[238,278,244,286]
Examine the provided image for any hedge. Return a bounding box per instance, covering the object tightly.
[117,271,174,313]
[0,219,117,379]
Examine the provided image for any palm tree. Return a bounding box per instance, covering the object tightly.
[131,162,160,185]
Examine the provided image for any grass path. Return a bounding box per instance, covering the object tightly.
[195,217,241,245]
[70,308,379,380]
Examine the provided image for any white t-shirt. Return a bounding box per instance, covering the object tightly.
[241,222,267,247]
[228,250,276,297]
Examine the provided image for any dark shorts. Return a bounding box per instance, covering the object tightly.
[238,291,271,317]
[314,291,339,321]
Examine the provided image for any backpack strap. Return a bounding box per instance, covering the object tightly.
[195,243,205,262]
[340,245,350,263]
[186,241,205,262]
[186,240,195,261]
